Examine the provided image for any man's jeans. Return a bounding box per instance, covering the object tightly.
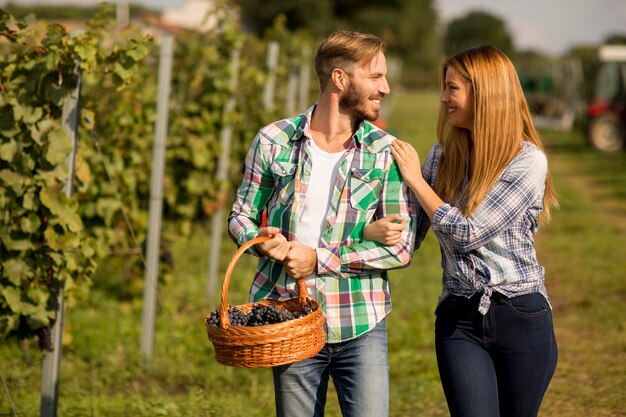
[272,318,389,417]
[435,292,558,417]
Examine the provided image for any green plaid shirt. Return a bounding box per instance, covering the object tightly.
[228,105,417,343]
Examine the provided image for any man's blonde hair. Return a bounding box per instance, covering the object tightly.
[435,45,558,224]
[314,31,386,91]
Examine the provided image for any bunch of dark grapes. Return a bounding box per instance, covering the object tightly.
[247,304,293,326]
[35,325,53,351]
[206,306,247,326]
[207,304,313,327]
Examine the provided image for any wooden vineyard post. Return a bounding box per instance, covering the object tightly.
[140,35,174,359]
[262,41,280,112]
[39,72,82,417]
[206,47,242,297]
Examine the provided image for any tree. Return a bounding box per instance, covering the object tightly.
[334,0,440,87]
[231,0,440,87]
[443,10,515,58]
[234,0,333,35]
[604,33,626,45]
[2,2,156,20]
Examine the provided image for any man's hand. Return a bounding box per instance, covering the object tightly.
[255,227,290,261]
[283,242,317,279]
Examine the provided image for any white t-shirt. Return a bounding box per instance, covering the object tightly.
[298,139,346,299]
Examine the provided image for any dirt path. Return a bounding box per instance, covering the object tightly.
[537,151,626,416]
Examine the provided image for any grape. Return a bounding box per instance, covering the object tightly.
[35,325,53,351]
[207,303,314,327]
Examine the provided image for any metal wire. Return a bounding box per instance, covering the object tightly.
[0,366,19,417]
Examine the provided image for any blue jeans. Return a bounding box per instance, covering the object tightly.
[272,318,389,417]
[435,292,558,417]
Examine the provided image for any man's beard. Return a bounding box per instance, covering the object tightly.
[339,83,380,124]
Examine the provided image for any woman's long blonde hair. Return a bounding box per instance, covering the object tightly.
[435,45,558,224]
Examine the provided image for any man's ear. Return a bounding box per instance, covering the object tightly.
[331,68,347,92]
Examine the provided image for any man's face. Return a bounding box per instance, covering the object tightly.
[339,51,390,123]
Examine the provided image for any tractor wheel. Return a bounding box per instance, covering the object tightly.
[588,113,625,153]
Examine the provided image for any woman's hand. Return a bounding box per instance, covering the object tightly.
[391,140,423,192]
[392,140,445,220]
[364,214,405,246]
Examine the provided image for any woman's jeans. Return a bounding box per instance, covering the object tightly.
[435,292,558,417]
[272,318,389,417]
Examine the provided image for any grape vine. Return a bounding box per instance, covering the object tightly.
[0,4,317,345]
[0,8,150,345]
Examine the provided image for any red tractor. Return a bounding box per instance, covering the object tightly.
[586,45,626,152]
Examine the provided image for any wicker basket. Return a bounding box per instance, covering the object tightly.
[205,236,325,368]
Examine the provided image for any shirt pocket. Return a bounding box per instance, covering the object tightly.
[349,168,384,212]
[270,160,297,204]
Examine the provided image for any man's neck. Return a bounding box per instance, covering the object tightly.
[309,98,356,153]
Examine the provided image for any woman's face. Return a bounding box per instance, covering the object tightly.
[441,67,473,130]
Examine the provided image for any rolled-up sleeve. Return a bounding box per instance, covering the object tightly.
[316,159,417,276]
[228,133,274,250]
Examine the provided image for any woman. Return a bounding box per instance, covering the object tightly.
[366,45,559,417]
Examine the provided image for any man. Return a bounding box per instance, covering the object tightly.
[228,31,416,417]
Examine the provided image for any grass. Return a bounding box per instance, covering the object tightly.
[1,90,625,416]
[532,129,626,416]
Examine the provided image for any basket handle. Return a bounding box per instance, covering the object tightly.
[219,235,312,328]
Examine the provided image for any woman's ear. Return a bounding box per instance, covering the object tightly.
[331,68,347,92]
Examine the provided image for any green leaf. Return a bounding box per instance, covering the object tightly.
[23,191,38,210]
[3,259,32,286]
[0,314,18,339]
[185,171,207,195]
[1,286,23,314]
[13,101,43,124]
[43,52,60,72]
[40,188,83,233]
[0,169,28,187]
[48,252,63,266]
[37,164,70,185]
[0,231,36,251]
[125,42,151,61]
[39,187,63,214]
[26,285,49,306]
[113,61,134,82]
[96,198,122,225]
[45,127,72,165]
[29,118,57,146]
[65,252,78,271]
[43,80,73,107]
[23,104,44,125]
[45,23,68,46]
[189,137,210,168]
[42,226,60,250]
[0,139,18,162]
[20,213,41,233]
[74,42,98,68]
[25,303,52,329]
[0,126,20,139]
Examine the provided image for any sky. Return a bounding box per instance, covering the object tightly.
[2,0,625,56]
[437,0,626,55]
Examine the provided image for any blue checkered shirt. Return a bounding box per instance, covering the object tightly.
[414,141,551,314]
